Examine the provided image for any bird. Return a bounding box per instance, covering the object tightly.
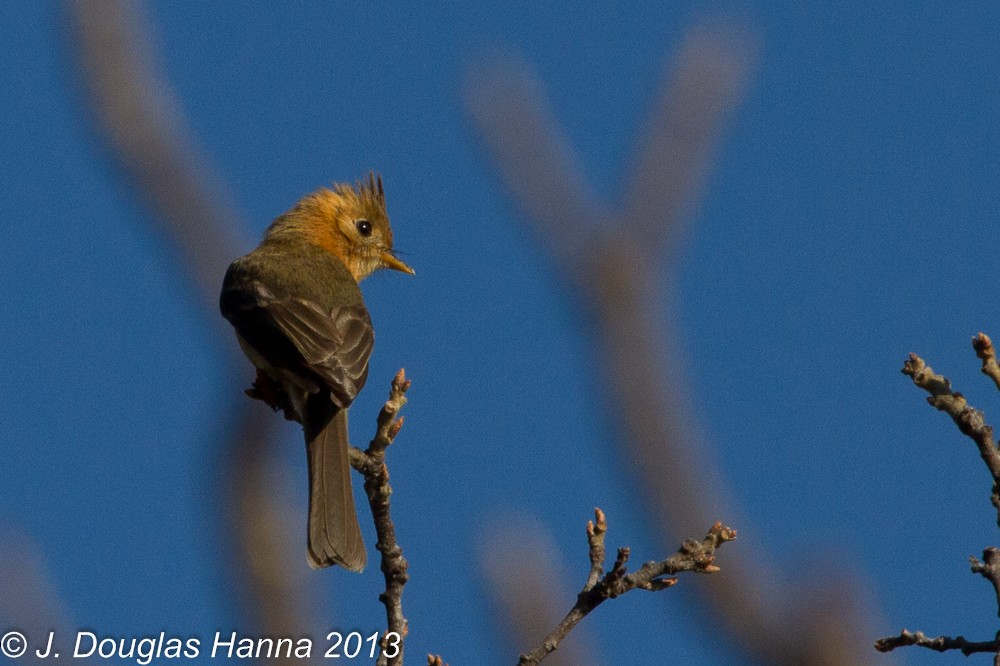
[219,173,413,571]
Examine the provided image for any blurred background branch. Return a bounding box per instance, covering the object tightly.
[65,1,323,662]
[480,520,601,666]
[67,0,244,310]
[465,24,878,665]
[0,534,93,666]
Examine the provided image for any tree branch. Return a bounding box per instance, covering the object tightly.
[971,547,1000,621]
[901,352,1000,525]
[874,629,1000,657]
[349,370,412,666]
[515,510,735,666]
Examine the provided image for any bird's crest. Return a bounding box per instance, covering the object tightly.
[335,171,386,214]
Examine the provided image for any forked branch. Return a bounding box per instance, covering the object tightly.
[516,509,736,666]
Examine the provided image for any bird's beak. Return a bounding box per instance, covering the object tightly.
[380,251,415,275]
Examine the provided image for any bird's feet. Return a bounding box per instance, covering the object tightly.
[245,369,297,421]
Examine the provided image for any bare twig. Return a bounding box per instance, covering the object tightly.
[516,510,735,666]
[349,370,412,666]
[874,629,1000,657]
[901,352,1000,525]
[971,547,1000,621]
[582,508,608,592]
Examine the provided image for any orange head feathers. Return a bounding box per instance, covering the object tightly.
[265,172,414,282]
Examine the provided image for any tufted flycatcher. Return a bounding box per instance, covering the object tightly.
[219,173,413,571]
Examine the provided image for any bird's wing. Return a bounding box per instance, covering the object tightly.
[221,279,373,408]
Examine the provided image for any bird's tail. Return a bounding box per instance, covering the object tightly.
[303,396,366,571]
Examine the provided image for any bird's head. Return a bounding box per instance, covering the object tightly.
[269,172,414,282]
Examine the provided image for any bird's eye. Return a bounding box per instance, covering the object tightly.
[355,219,373,237]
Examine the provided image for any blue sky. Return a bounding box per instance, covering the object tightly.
[4,2,1000,664]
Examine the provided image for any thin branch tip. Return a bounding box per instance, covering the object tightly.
[390,368,411,395]
[711,522,737,543]
[974,332,993,355]
[973,332,1000,391]
[902,353,925,377]
[592,507,607,533]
